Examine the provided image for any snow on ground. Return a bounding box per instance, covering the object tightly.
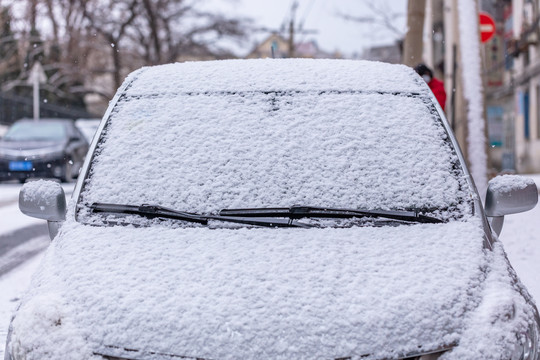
[0,183,23,206]
[0,253,44,358]
[0,182,75,358]
[0,202,43,235]
[499,174,540,300]
[0,234,49,276]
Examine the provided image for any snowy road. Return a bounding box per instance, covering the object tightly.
[0,179,539,358]
[0,253,43,357]
[0,183,73,275]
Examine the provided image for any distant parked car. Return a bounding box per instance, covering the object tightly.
[0,124,8,138]
[0,118,89,183]
[5,59,540,360]
[75,118,101,143]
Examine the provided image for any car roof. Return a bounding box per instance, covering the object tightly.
[124,58,429,96]
[15,118,75,125]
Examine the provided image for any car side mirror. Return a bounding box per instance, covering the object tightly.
[19,179,66,239]
[485,175,538,236]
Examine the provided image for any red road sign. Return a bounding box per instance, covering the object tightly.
[479,12,496,43]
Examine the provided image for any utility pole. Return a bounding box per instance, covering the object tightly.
[252,1,317,59]
[28,0,37,32]
[27,62,47,121]
[403,0,426,66]
[288,1,298,57]
[284,0,317,58]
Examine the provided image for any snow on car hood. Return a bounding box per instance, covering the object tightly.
[11,218,496,360]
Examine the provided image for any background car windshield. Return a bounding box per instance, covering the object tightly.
[80,90,472,223]
[4,122,67,141]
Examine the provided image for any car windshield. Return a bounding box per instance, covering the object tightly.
[79,90,472,226]
[4,121,67,141]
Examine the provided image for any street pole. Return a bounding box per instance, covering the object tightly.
[32,74,39,121]
[27,62,47,122]
[288,1,298,58]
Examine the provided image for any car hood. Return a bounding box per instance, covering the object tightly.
[0,139,65,156]
[12,219,491,359]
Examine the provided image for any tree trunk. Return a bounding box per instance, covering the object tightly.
[142,0,162,64]
[111,42,122,90]
[403,0,426,66]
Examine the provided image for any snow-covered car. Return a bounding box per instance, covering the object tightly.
[5,59,540,360]
[0,118,89,183]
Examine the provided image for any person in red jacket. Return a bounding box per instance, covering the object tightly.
[414,64,447,111]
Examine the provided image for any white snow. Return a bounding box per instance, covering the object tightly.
[501,174,540,299]
[0,176,538,359]
[0,236,49,275]
[440,242,536,360]
[457,0,488,198]
[2,60,538,360]
[10,218,488,360]
[0,184,23,205]
[488,174,536,193]
[0,203,42,235]
[21,179,63,206]
[124,59,428,95]
[0,182,74,360]
[0,254,44,359]
[81,60,469,222]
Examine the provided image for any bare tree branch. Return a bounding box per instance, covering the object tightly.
[337,0,405,37]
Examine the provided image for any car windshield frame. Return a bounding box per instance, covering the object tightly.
[75,88,474,227]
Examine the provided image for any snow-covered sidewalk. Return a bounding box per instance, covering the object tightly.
[0,254,44,357]
[499,174,540,300]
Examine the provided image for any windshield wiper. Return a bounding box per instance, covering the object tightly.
[219,205,443,224]
[90,203,208,224]
[89,203,312,228]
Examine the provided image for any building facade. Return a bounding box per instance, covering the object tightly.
[422,0,540,174]
[484,0,540,173]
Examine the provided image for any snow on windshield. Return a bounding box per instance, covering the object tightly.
[80,60,471,221]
